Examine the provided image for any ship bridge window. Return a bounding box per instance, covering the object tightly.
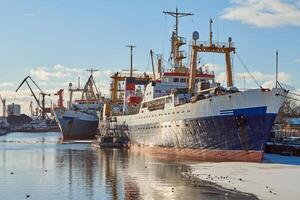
[173,78,179,82]
[180,78,186,83]
[164,78,169,83]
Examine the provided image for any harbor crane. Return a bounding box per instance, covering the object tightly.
[54,89,64,108]
[16,76,51,120]
[0,94,6,117]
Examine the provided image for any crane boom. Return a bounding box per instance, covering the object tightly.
[16,76,30,93]
[28,76,44,93]
[26,81,41,108]
[15,75,51,120]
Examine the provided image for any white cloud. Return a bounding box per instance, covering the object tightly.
[30,64,90,81]
[236,71,291,82]
[30,68,68,81]
[94,69,113,78]
[221,0,300,28]
[261,79,294,90]
[215,71,227,84]
[30,64,113,82]
[201,63,223,72]
[214,70,292,89]
[0,82,14,87]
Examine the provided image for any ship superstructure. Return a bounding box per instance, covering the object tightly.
[101,9,287,161]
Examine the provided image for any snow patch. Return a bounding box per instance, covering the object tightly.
[185,160,300,200]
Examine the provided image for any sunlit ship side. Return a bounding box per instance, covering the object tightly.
[117,86,286,162]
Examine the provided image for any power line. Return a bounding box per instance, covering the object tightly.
[236,53,262,88]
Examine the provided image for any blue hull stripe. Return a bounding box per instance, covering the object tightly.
[220,106,267,116]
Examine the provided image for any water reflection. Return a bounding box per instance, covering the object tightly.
[0,132,257,200]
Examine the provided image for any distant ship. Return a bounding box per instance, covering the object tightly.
[54,69,103,140]
[101,9,288,162]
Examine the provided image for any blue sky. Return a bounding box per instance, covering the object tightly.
[0,0,300,113]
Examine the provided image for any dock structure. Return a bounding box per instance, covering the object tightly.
[93,117,130,148]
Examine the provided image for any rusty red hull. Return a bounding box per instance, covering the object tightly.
[130,145,263,162]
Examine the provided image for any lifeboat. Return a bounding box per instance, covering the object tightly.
[127,95,142,106]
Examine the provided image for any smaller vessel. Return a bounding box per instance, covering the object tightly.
[54,69,103,140]
[93,116,130,148]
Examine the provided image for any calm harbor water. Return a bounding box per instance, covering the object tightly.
[0,132,256,200]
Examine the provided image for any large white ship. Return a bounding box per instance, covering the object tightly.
[101,9,287,162]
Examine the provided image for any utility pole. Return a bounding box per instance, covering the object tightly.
[126,45,136,77]
[209,18,213,47]
[275,50,278,88]
[163,7,193,38]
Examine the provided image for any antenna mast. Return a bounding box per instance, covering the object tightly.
[275,50,278,88]
[163,8,193,69]
[85,68,100,100]
[126,45,136,77]
[209,18,213,47]
[86,68,98,77]
[163,7,193,38]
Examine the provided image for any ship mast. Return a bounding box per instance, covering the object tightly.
[84,68,100,100]
[126,45,136,77]
[163,8,193,69]
[189,19,236,94]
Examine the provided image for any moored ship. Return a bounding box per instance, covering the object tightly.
[101,9,287,162]
[54,69,103,140]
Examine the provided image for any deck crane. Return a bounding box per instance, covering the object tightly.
[16,76,51,120]
[0,94,6,117]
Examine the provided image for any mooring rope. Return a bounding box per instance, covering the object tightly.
[277,93,300,102]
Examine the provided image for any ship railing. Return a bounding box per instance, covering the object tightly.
[190,40,235,48]
[161,68,214,76]
[110,71,153,79]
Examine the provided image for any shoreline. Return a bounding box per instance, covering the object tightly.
[182,161,300,200]
[180,167,259,200]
